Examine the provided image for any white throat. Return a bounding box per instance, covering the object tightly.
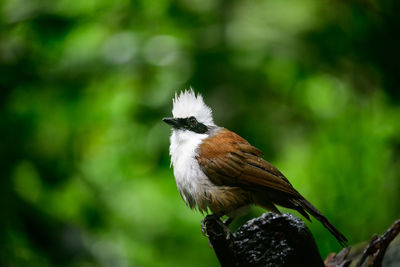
[169,129,211,210]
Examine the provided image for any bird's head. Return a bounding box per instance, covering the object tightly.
[163,89,215,135]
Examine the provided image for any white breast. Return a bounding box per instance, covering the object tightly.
[169,129,215,211]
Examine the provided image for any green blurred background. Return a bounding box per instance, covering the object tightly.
[1,0,400,266]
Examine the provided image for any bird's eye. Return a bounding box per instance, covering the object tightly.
[189,117,197,125]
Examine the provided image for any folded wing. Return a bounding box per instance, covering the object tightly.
[196,128,348,246]
[196,128,300,197]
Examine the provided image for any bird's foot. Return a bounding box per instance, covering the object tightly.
[201,214,219,237]
[201,214,232,241]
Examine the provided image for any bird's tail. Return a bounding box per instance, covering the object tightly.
[297,198,348,246]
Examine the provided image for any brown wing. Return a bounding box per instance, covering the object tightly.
[197,129,348,245]
[196,128,301,197]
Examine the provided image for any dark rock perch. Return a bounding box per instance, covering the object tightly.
[205,214,400,267]
[204,212,325,267]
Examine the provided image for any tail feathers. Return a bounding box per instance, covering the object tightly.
[296,198,348,247]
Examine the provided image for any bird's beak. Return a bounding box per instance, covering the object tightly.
[162,117,181,128]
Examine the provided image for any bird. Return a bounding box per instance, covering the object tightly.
[163,89,347,246]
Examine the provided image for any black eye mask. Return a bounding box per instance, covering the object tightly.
[162,117,209,134]
[179,117,209,134]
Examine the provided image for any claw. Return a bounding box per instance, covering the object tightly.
[201,218,208,237]
[201,214,220,237]
[201,214,233,241]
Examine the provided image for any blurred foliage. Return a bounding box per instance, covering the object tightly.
[1,0,400,266]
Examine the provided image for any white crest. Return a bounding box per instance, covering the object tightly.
[172,89,214,126]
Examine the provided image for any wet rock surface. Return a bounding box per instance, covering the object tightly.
[205,213,400,267]
[204,212,325,267]
[233,213,324,267]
